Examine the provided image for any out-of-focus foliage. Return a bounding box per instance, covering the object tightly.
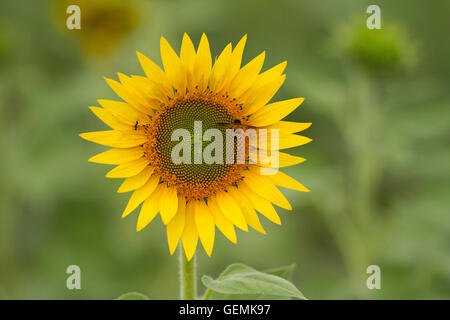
[0,0,449,299]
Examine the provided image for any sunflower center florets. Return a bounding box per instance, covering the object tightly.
[144,91,247,200]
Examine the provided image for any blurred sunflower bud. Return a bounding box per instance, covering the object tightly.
[336,19,416,74]
[53,0,142,59]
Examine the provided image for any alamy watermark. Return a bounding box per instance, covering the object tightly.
[366,265,381,290]
[171,121,279,175]
[66,265,81,290]
[66,5,81,30]
[366,5,381,29]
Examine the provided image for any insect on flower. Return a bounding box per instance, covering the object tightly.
[80,34,312,260]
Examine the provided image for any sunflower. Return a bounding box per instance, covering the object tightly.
[80,34,311,260]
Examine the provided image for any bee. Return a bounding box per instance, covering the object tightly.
[134,121,139,130]
[216,119,257,131]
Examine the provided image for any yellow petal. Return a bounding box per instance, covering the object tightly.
[167,196,186,255]
[159,184,179,225]
[79,130,147,148]
[242,74,286,115]
[278,152,307,167]
[136,185,162,231]
[219,35,247,91]
[243,169,292,210]
[238,183,281,225]
[136,51,173,98]
[237,60,286,111]
[255,130,312,150]
[129,75,168,106]
[254,60,287,87]
[207,198,237,243]
[195,200,215,256]
[89,107,133,131]
[180,33,196,69]
[117,166,155,193]
[214,192,248,231]
[104,77,152,115]
[106,157,150,178]
[209,43,232,92]
[256,151,307,168]
[117,73,158,109]
[122,175,160,218]
[194,33,212,90]
[160,37,186,93]
[180,33,196,89]
[88,147,143,164]
[266,121,312,134]
[97,99,149,125]
[227,187,266,234]
[182,201,199,261]
[228,34,247,73]
[266,169,310,192]
[280,134,312,149]
[229,51,265,97]
[248,98,305,127]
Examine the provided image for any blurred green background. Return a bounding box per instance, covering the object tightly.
[0,0,449,299]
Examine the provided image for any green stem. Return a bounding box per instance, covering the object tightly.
[179,250,196,300]
[203,289,212,300]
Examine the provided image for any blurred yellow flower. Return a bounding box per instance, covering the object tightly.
[80,34,311,260]
[54,0,141,58]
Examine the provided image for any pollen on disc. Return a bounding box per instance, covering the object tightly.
[144,95,245,200]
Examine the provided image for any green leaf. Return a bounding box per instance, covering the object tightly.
[202,263,306,300]
[115,292,149,300]
[263,264,296,281]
